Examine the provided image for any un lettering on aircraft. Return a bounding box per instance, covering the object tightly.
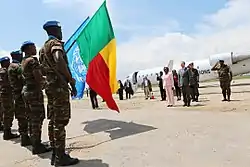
[199,69,211,74]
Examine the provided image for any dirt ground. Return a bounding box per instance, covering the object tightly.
[1,79,250,167]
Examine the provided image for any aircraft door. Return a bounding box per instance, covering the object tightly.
[132,72,138,84]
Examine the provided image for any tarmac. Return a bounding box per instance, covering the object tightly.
[1,79,250,167]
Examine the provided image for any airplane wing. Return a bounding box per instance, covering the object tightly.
[167,60,174,71]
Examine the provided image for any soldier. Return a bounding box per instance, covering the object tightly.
[8,50,31,146]
[42,21,79,166]
[211,59,232,101]
[20,41,51,154]
[0,98,3,131]
[39,46,55,160]
[189,62,199,102]
[0,56,20,140]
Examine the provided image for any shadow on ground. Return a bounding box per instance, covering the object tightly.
[74,159,109,167]
[81,119,157,140]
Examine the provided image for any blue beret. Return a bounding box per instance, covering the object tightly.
[21,41,35,51]
[0,56,10,63]
[10,50,22,56]
[43,21,61,30]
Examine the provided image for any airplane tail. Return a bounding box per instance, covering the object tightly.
[167,60,174,71]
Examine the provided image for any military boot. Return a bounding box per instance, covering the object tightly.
[3,129,20,140]
[55,150,79,166]
[32,140,52,155]
[21,135,32,147]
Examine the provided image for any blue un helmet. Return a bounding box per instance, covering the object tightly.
[10,50,22,57]
[43,20,61,30]
[10,50,23,62]
[0,56,10,63]
[20,41,35,52]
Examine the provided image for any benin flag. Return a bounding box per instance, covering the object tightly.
[76,1,119,112]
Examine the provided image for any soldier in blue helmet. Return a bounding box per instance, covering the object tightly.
[20,41,51,154]
[8,50,31,146]
[0,56,20,140]
[41,20,78,166]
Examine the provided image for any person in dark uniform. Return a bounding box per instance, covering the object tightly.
[0,98,3,131]
[21,41,51,154]
[117,80,124,100]
[156,71,166,101]
[189,63,199,102]
[8,50,31,146]
[89,87,99,109]
[179,63,192,107]
[211,59,232,101]
[124,79,132,99]
[0,56,20,140]
[86,88,89,97]
[172,70,181,100]
[42,20,79,166]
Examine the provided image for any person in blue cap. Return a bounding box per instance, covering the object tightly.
[211,59,233,101]
[41,20,78,166]
[0,56,20,140]
[20,41,51,154]
[8,50,31,146]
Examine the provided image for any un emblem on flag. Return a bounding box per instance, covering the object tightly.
[72,45,87,82]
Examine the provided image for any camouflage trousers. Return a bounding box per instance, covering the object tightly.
[220,80,231,97]
[46,86,71,153]
[0,94,14,130]
[0,101,3,125]
[13,92,29,136]
[22,87,45,143]
[45,89,54,148]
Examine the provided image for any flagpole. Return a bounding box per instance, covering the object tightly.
[65,16,90,53]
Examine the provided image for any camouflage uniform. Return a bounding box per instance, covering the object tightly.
[0,99,3,130]
[0,57,19,140]
[43,37,72,162]
[39,47,54,149]
[218,64,232,100]
[21,55,48,154]
[8,59,31,145]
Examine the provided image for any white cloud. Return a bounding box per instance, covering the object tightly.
[43,0,250,79]
[0,49,9,58]
[117,0,250,78]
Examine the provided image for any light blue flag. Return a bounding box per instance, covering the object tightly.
[64,17,90,99]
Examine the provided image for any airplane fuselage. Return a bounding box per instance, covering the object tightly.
[124,51,250,93]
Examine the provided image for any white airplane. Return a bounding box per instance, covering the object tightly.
[124,51,250,93]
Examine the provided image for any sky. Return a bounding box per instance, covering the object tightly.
[1,0,250,79]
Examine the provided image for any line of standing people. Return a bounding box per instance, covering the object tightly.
[0,20,79,166]
[157,61,200,107]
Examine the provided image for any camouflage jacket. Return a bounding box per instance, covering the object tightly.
[42,37,69,88]
[8,61,23,95]
[0,67,12,96]
[218,65,232,82]
[21,56,42,90]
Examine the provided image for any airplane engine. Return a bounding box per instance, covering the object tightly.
[209,52,233,66]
